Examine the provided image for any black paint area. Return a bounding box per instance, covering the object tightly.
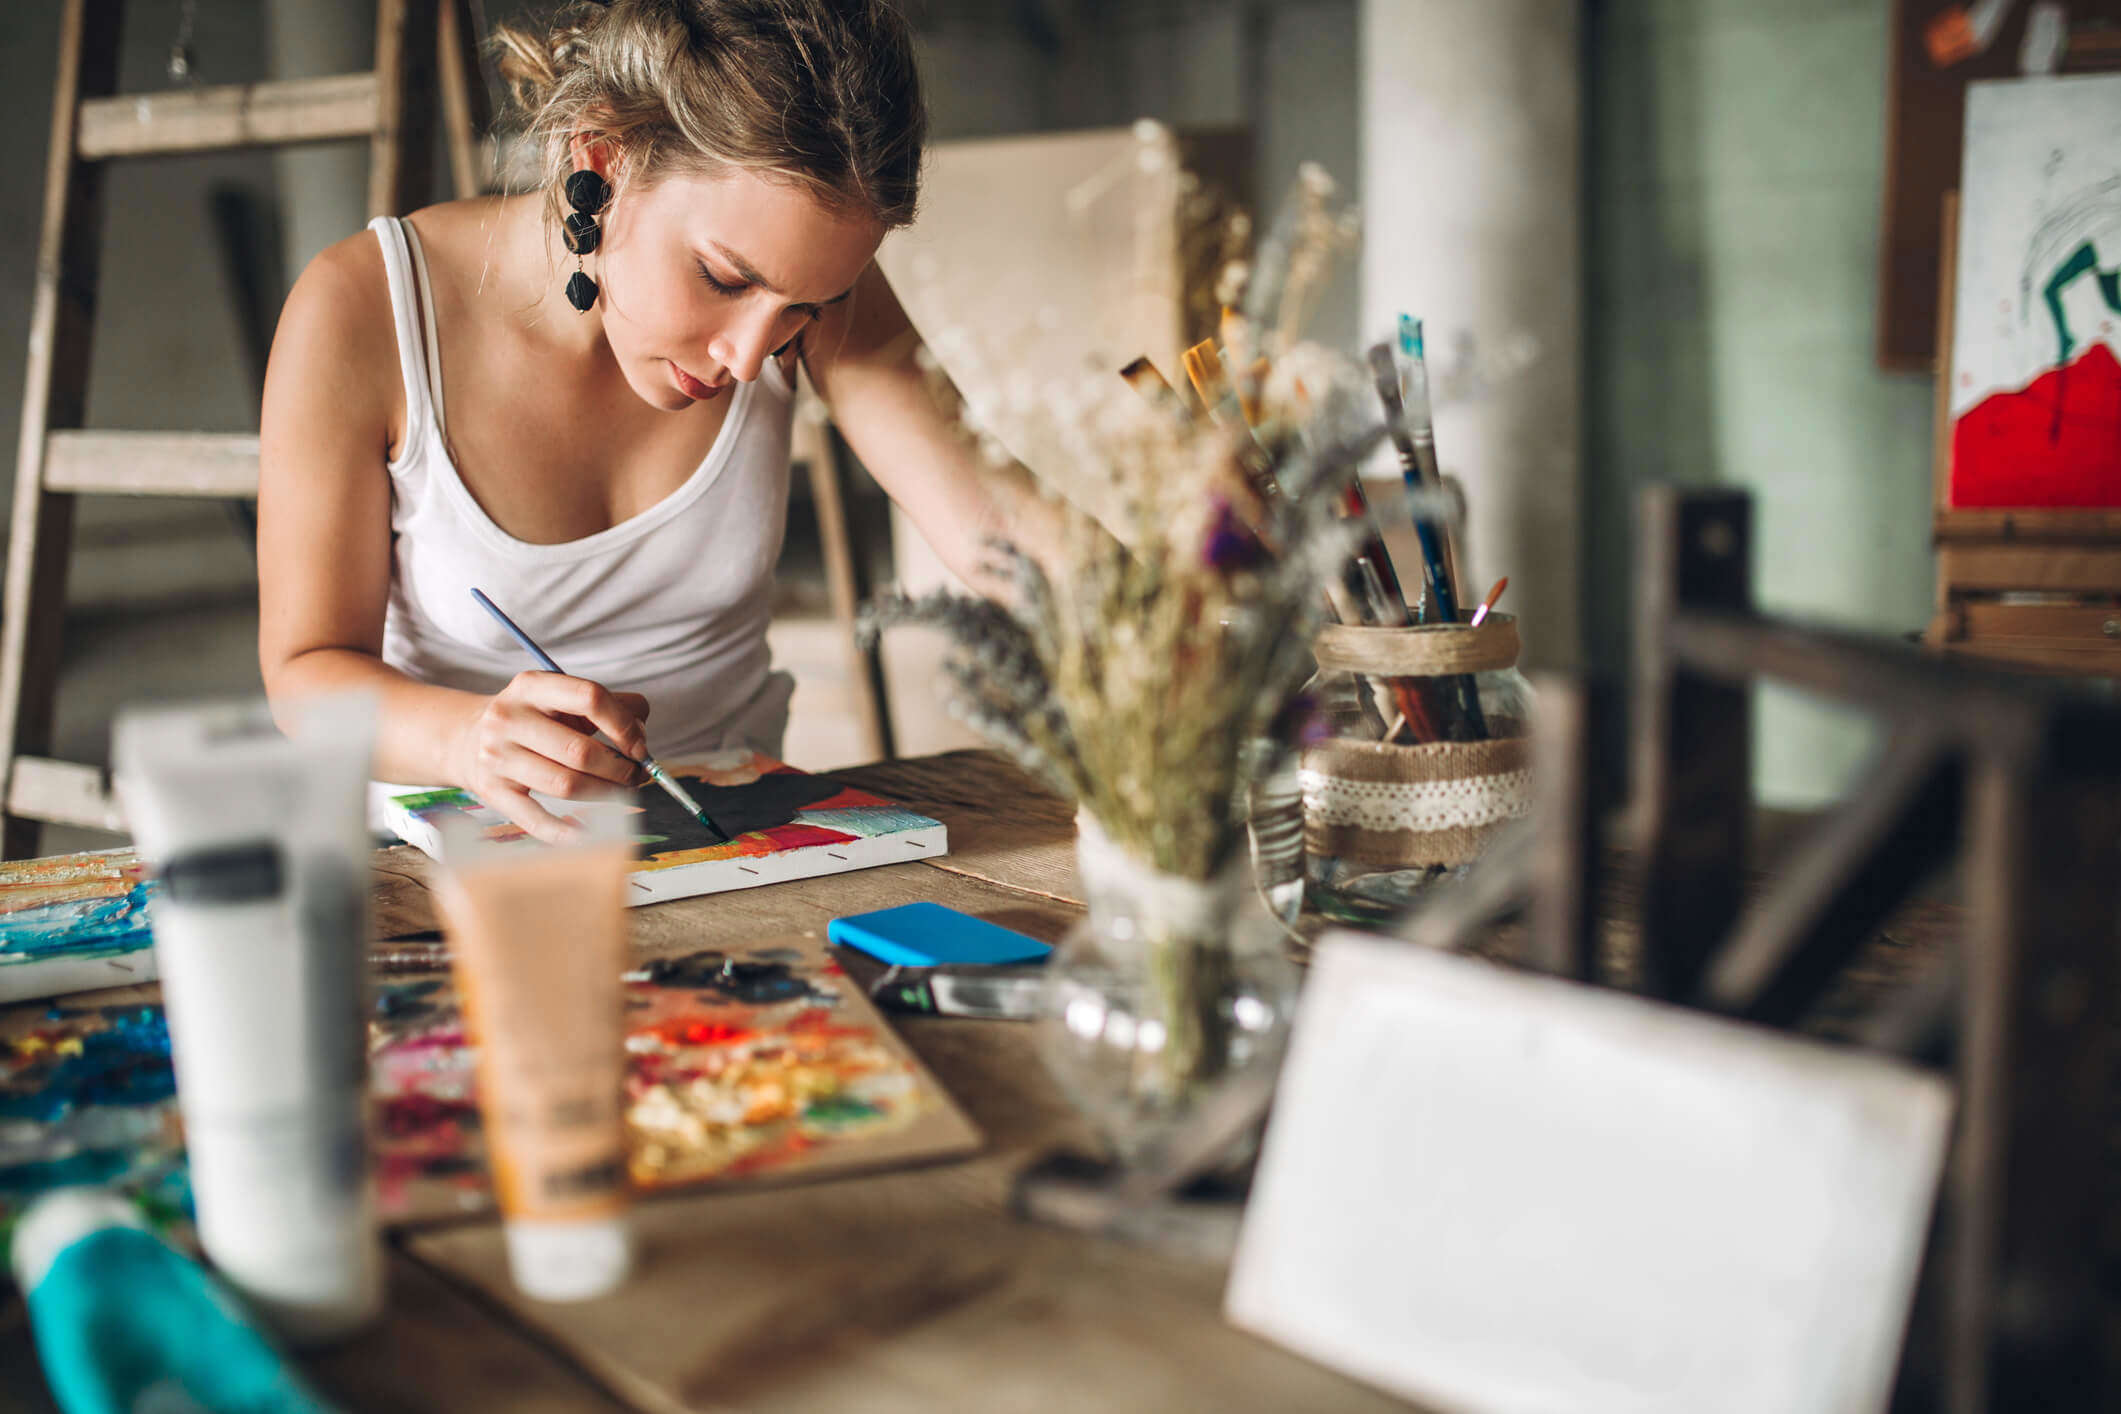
[634,769,847,856]
[635,949,834,1006]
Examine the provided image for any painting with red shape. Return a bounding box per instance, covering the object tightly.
[1947,76,2121,511]
[380,750,947,907]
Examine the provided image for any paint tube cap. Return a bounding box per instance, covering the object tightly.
[11,1188,150,1292]
[504,1216,632,1303]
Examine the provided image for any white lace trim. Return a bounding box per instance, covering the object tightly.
[1299,767,1533,833]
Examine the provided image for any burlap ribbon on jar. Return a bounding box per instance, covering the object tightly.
[1303,607,1531,873]
[1300,727,1531,868]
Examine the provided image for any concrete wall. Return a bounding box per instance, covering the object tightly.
[1360,0,1585,674]
[1586,0,1936,806]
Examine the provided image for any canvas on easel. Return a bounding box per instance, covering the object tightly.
[1929,73,2121,670]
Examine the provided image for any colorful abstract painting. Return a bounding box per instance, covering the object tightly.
[0,850,159,1003]
[1949,74,2121,508]
[384,751,948,906]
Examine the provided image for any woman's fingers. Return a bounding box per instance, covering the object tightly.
[482,738,622,804]
[503,705,643,789]
[483,783,584,846]
[507,671,650,761]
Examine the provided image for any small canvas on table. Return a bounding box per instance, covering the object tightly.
[381,750,948,906]
[1226,932,1953,1414]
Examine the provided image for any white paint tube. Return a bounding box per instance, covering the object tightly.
[113,694,382,1348]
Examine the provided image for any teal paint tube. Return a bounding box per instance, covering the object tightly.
[11,1188,337,1414]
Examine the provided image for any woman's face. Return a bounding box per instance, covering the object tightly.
[588,161,884,411]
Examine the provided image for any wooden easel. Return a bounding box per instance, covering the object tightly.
[1926,189,2121,672]
[0,0,490,858]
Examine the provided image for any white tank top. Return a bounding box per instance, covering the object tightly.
[368,216,796,763]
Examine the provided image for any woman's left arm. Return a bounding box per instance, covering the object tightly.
[799,263,1065,602]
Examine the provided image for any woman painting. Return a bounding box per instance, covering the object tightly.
[258,0,1048,839]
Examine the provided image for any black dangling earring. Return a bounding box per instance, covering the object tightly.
[562,167,610,312]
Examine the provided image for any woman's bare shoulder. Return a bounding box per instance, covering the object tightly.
[277,227,396,369]
[263,227,402,459]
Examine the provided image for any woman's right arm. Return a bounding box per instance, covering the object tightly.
[257,233,648,841]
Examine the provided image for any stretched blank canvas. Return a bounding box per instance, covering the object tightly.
[1226,932,1953,1414]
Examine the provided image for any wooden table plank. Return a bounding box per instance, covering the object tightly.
[406,1156,1411,1414]
[835,752,1081,904]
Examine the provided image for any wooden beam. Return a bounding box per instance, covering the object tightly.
[370,0,440,219]
[1937,542,2121,594]
[1527,672,1595,981]
[1,0,121,859]
[1667,609,2066,758]
[1700,731,1961,1026]
[1934,509,2121,542]
[794,400,893,762]
[436,0,493,200]
[6,757,124,834]
[44,431,259,497]
[1632,488,1751,1000]
[1950,760,2119,1411]
[76,74,377,159]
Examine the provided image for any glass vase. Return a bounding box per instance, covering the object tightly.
[1037,813,1298,1165]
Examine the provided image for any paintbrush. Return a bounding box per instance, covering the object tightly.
[468,587,727,842]
[1395,316,1464,605]
[1181,339,1237,425]
[1469,577,1509,628]
[1118,356,1195,425]
[1367,344,1487,742]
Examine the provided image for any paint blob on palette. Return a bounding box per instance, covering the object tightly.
[0,850,160,1003]
[369,939,980,1221]
[0,1004,189,1252]
[382,751,948,907]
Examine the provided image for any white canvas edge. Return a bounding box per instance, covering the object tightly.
[1224,930,1955,1414]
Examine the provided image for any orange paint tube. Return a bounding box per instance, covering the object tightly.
[434,803,635,1302]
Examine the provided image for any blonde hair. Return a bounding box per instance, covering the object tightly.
[493,0,926,228]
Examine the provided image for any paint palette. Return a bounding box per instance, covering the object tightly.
[370,933,982,1222]
[0,938,982,1240]
[381,752,949,907]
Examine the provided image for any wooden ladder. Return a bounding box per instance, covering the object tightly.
[3,0,490,857]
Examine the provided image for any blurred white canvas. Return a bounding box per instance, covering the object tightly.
[1227,932,1953,1414]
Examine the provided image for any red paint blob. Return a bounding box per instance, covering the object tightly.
[1951,343,2121,508]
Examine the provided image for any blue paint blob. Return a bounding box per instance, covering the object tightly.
[0,1008,175,1123]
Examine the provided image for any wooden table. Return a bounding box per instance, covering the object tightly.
[0,752,1411,1414]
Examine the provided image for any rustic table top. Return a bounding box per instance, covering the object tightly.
[0,751,1413,1414]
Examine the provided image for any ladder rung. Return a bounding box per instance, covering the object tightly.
[8,758,125,834]
[77,74,378,160]
[45,432,259,498]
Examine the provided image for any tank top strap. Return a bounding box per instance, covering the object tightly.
[366,216,448,466]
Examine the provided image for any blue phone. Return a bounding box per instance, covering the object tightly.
[827,902,1053,968]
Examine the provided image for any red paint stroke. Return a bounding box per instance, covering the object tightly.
[747,823,859,853]
[802,786,892,812]
[1951,343,2121,508]
[640,1017,756,1048]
